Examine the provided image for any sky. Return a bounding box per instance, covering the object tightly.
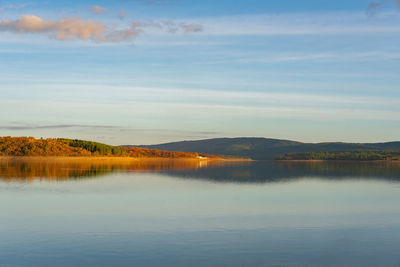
[0,0,400,145]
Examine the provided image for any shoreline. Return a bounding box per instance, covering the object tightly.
[275,159,400,163]
[0,156,252,162]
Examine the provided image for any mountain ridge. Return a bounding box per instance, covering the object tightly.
[137,137,400,160]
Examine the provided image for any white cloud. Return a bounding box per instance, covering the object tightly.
[0,15,203,42]
[1,11,399,44]
[0,15,107,41]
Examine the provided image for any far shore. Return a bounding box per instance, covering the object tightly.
[275,159,400,163]
[0,156,252,162]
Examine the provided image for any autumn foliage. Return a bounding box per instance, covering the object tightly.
[0,157,227,181]
[0,137,219,158]
[123,146,212,158]
[0,137,91,156]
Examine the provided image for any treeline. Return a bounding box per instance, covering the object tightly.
[276,150,400,161]
[0,137,216,158]
[60,139,126,156]
[0,137,91,156]
[122,146,219,159]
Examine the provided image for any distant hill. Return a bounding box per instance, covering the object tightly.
[0,137,216,158]
[277,151,400,161]
[138,137,400,160]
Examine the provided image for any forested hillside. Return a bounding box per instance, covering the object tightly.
[140,137,400,160]
[0,137,213,158]
[277,151,400,161]
[0,137,91,156]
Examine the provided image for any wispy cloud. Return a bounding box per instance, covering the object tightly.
[0,15,106,41]
[0,124,221,145]
[134,0,178,6]
[234,51,400,64]
[2,86,399,144]
[367,2,384,17]
[366,0,400,17]
[0,4,28,12]
[90,5,107,15]
[0,15,203,42]
[0,124,120,130]
[118,9,129,20]
[2,10,398,43]
[131,20,203,33]
[182,24,203,33]
[195,12,400,36]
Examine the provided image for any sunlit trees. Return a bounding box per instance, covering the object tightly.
[0,137,217,158]
[0,137,91,156]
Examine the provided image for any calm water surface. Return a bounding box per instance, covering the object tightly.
[1,158,400,266]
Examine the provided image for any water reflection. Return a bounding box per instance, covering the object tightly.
[0,157,226,182]
[1,158,400,266]
[169,160,400,183]
[1,157,400,183]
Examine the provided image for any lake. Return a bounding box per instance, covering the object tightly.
[1,158,400,266]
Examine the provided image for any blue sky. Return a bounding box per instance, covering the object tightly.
[1,0,400,145]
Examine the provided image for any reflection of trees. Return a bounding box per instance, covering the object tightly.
[1,158,400,184]
[164,161,400,183]
[277,151,400,161]
[0,157,227,182]
[278,161,400,179]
